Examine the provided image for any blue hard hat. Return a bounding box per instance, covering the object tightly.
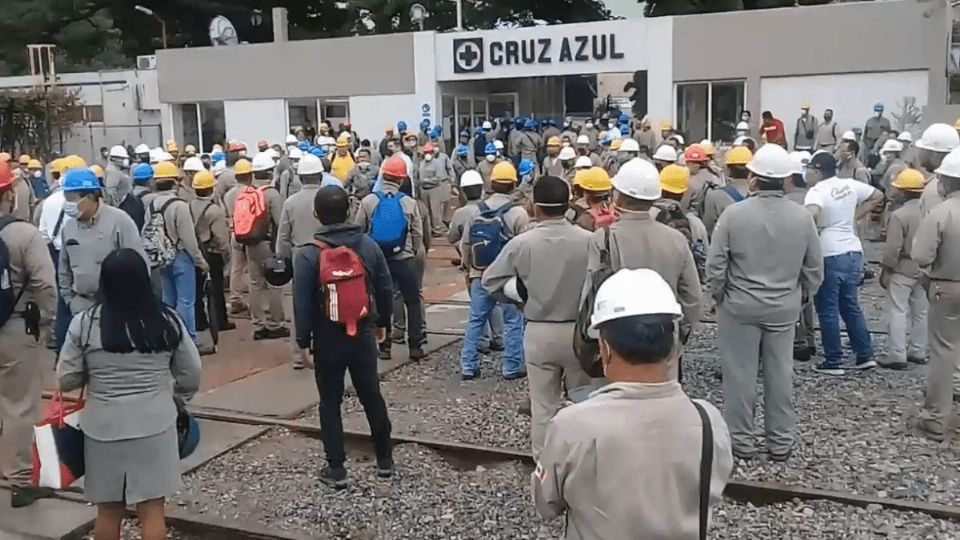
[485,143,497,155]
[873,102,884,112]
[309,147,326,158]
[420,118,431,128]
[540,119,549,127]
[397,121,408,132]
[132,163,154,182]
[210,151,225,163]
[600,134,612,146]
[455,144,469,156]
[518,159,535,177]
[177,410,200,459]
[514,117,525,128]
[298,140,310,151]
[524,119,536,130]
[548,118,557,127]
[459,129,470,139]
[62,168,101,192]
[618,113,629,123]
[474,127,485,136]
[619,125,631,137]
[431,126,442,137]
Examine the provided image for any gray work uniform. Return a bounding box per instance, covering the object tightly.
[794,114,818,151]
[785,187,816,353]
[881,158,907,192]
[838,158,871,184]
[881,198,928,366]
[863,115,891,157]
[241,180,286,332]
[133,185,157,223]
[151,192,205,267]
[635,129,659,152]
[11,177,34,221]
[175,182,197,204]
[275,168,302,200]
[214,167,237,204]
[581,127,599,151]
[533,382,733,540]
[701,181,749,237]
[482,219,593,458]
[104,164,133,207]
[354,182,423,261]
[276,183,322,362]
[59,204,146,315]
[452,157,473,185]
[542,126,561,143]
[815,121,838,150]
[542,155,564,178]
[448,201,504,345]
[784,187,808,207]
[705,191,823,456]
[560,130,578,145]
[0,219,56,488]
[919,174,943,218]
[223,183,248,307]
[459,193,529,280]
[517,132,540,163]
[508,130,524,160]
[418,153,456,236]
[911,191,960,435]
[477,159,497,196]
[686,168,719,217]
[901,144,919,169]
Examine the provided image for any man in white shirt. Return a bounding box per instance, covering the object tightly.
[36,187,73,351]
[803,152,884,375]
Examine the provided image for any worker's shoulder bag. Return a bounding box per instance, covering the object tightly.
[573,227,619,377]
[692,399,714,540]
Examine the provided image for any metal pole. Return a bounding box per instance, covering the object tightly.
[159,17,168,49]
[455,0,463,30]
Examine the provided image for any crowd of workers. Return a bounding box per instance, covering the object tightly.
[1,101,959,540]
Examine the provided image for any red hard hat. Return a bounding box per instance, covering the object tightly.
[683,145,708,163]
[227,141,246,152]
[422,143,435,154]
[381,155,408,180]
[0,162,14,191]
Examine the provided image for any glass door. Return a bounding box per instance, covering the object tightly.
[488,93,518,121]
[472,98,488,130]
[456,97,473,139]
[676,83,708,144]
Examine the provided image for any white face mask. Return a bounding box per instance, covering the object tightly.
[585,122,594,129]
[32,171,42,179]
[424,154,434,162]
[485,155,496,162]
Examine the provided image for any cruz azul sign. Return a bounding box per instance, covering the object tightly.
[453,33,626,75]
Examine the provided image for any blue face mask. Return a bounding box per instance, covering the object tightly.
[62,200,81,219]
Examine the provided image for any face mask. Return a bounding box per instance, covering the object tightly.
[486,155,496,162]
[741,115,749,122]
[359,162,370,170]
[32,171,42,179]
[424,154,434,162]
[585,122,594,129]
[937,181,947,199]
[824,115,833,122]
[63,200,81,219]
[292,161,300,172]
[608,122,616,130]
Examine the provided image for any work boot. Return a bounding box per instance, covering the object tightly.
[45,331,58,350]
[219,321,237,331]
[379,343,392,360]
[11,486,53,508]
[320,466,350,490]
[377,457,395,478]
[196,342,216,356]
[229,301,248,315]
[253,328,271,341]
[409,346,425,361]
[267,327,291,339]
[489,339,504,352]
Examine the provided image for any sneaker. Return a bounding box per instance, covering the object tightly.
[813,362,845,376]
[268,327,291,339]
[852,358,877,370]
[320,466,350,489]
[793,346,815,362]
[11,486,53,508]
[489,339,505,352]
[913,419,945,442]
[377,457,395,478]
[219,321,237,331]
[880,361,909,371]
[908,356,929,365]
[461,370,480,381]
[253,328,271,341]
[732,449,758,461]
[769,448,793,462]
[197,342,216,356]
[503,371,527,381]
[478,341,491,354]
[45,332,58,350]
[379,344,392,360]
[391,335,406,345]
[409,346,426,361]
[229,302,248,315]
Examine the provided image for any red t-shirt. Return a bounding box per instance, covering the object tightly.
[762,119,787,147]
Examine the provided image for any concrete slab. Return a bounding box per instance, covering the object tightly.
[0,488,93,540]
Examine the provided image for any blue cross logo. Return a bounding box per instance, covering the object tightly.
[453,38,483,74]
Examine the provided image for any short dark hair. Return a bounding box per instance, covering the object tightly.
[462,185,483,201]
[755,177,784,191]
[742,139,757,153]
[762,111,772,120]
[195,187,213,198]
[614,191,653,211]
[300,173,322,185]
[314,185,349,225]
[790,173,807,188]
[361,139,371,147]
[156,178,176,191]
[727,164,750,180]
[492,181,514,194]
[844,140,860,155]
[598,314,676,364]
[533,175,569,214]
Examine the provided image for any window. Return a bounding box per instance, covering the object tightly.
[82,105,104,123]
[179,103,200,149]
[676,80,745,143]
[950,6,960,104]
[199,102,226,150]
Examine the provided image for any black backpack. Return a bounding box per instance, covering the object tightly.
[573,227,618,378]
[0,216,25,328]
[654,199,706,282]
[119,191,147,231]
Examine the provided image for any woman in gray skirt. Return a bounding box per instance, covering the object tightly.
[58,248,202,540]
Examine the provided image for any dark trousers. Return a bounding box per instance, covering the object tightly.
[195,252,228,331]
[313,325,392,467]
[387,258,424,346]
[48,245,71,353]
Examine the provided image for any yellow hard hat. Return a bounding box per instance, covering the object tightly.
[891,168,925,191]
[192,170,216,190]
[89,165,105,179]
[184,144,197,155]
[61,155,88,170]
[51,159,66,175]
[27,159,42,169]
[610,139,623,151]
[166,139,179,152]
[660,164,691,194]
[699,141,716,155]
[153,161,180,179]
[954,118,960,131]
[800,99,811,109]
[18,154,31,165]
[491,161,518,183]
[336,136,349,149]
[546,136,561,148]
[0,152,11,162]
[234,159,254,175]
[660,121,673,131]
[725,146,753,166]
[577,166,613,192]
[212,144,224,153]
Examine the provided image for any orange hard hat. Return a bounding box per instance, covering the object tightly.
[683,145,709,163]
[227,141,246,152]
[422,143,435,154]
[381,155,408,180]
[0,162,14,191]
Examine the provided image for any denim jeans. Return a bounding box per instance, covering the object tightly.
[161,250,197,341]
[814,251,873,365]
[387,258,424,346]
[459,278,525,376]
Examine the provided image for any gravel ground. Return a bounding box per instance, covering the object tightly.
[304,341,532,451]
[174,428,559,539]
[83,522,193,539]
[712,498,960,539]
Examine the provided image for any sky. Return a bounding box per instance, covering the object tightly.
[606,0,647,18]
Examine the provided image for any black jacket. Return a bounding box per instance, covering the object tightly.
[293,222,393,349]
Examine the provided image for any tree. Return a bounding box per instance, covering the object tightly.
[643,0,835,17]
[0,86,82,155]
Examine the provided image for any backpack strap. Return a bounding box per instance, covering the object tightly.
[692,400,713,540]
[52,209,66,240]
[721,185,745,203]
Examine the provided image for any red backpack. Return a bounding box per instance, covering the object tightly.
[587,203,616,228]
[310,241,371,336]
[233,185,272,245]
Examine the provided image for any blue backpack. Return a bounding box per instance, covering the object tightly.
[30,176,50,200]
[369,191,408,256]
[468,202,514,270]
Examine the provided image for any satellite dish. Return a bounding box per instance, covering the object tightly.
[209,15,239,46]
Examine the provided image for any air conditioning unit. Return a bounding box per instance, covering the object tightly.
[136,55,157,70]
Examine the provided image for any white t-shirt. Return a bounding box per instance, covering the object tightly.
[804,176,876,257]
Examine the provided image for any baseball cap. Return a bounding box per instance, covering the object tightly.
[806,151,837,176]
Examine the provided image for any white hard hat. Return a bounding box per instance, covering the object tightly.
[182,156,204,172]
[212,161,226,177]
[134,143,151,154]
[149,148,162,163]
[841,130,857,142]
[285,134,299,145]
[736,122,750,131]
[288,147,303,159]
[575,156,593,169]
[460,170,483,188]
[109,145,129,159]
[880,139,903,154]
[503,277,524,304]
[620,138,640,153]
[559,146,577,160]
[482,121,493,130]
[915,123,960,153]
[252,152,276,172]
[747,143,795,179]
[576,134,590,145]
[607,127,622,140]
[493,140,504,150]
[669,134,684,146]
[935,147,960,177]
[267,148,280,160]
[612,158,661,201]
[897,131,913,143]
[652,145,678,162]
[788,151,811,175]
[590,268,682,330]
[159,151,174,162]
[733,136,747,146]
[699,139,712,147]
[298,154,324,175]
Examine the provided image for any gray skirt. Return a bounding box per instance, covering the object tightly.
[84,425,180,505]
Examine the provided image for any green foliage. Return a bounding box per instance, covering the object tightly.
[0,86,82,155]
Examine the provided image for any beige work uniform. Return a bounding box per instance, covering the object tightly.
[11,177,34,221]
[276,183,322,359]
[482,219,593,458]
[223,184,249,306]
[706,192,823,456]
[533,382,733,540]
[911,191,960,435]
[234,181,286,331]
[0,219,56,487]
[919,174,943,218]
[542,155,564,178]
[701,181,749,237]
[881,198,928,366]
[685,168,718,217]
[477,159,497,196]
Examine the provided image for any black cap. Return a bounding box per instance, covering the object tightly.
[807,151,837,176]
